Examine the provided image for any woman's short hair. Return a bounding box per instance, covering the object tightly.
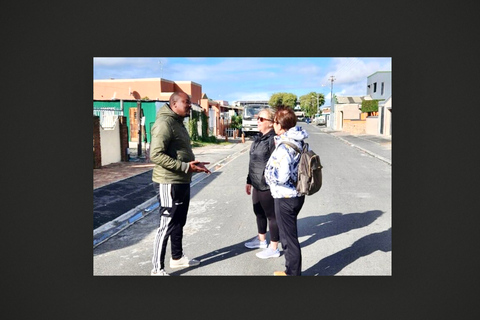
[274,106,297,130]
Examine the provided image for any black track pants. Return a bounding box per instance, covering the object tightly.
[152,183,190,271]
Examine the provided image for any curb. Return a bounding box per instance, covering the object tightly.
[93,142,251,248]
[93,198,159,248]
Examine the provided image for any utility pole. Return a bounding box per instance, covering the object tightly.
[329,75,336,129]
[158,60,162,99]
[131,91,143,157]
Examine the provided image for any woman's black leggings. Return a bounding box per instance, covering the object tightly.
[252,188,279,242]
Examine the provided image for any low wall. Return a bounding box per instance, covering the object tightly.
[100,119,121,166]
[343,119,366,135]
[365,117,379,135]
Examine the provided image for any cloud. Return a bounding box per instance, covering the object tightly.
[93,57,391,101]
[168,58,279,82]
[226,91,271,101]
[320,58,391,86]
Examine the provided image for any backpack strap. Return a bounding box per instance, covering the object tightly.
[279,140,304,154]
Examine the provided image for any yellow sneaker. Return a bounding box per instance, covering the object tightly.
[274,271,287,276]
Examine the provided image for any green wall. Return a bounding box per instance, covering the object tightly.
[94,100,165,143]
[124,101,158,143]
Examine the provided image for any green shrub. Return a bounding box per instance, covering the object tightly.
[199,135,217,143]
[188,118,199,141]
[201,112,209,139]
[361,100,379,113]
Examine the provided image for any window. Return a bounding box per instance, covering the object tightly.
[381,82,385,95]
[373,82,377,93]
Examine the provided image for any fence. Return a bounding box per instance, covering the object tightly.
[93,107,123,130]
[225,128,240,138]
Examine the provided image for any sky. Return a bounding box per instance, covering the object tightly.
[93,57,391,105]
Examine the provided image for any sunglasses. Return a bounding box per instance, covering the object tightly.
[257,116,273,122]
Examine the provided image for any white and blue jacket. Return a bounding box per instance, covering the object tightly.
[265,126,309,198]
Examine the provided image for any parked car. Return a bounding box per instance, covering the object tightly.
[312,114,326,126]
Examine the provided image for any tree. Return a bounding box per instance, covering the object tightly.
[361,99,380,116]
[269,92,297,108]
[299,92,325,117]
[229,115,242,130]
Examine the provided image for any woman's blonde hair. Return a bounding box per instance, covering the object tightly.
[259,107,274,121]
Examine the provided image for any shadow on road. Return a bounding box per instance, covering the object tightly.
[302,228,391,276]
[169,237,264,276]
[171,210,387,276]
[298,210,385,248]
[95,204,390,276]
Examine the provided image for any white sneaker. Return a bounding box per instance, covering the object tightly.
[256,247,280,259]
[151,269,169,276]
[244,236,268,249]
[170,255,200,268]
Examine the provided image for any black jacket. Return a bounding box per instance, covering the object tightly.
[246,129,276,191]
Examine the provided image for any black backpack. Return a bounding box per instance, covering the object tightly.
[279,141,323,196]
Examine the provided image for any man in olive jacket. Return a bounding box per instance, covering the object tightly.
[150,92,210,276]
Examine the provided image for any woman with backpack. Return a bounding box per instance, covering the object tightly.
[265,106,309,276]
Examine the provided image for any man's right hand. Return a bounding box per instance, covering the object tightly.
[188,160,211,174]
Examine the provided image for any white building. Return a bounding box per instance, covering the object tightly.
[366,71,392,137]
[367,71,391,100]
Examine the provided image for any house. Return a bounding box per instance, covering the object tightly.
[330,71,392,137]
[367,71,391,100]
[94,77,203,103]
[93,77,244,167]
[378,96,392,137]
[334,96,372,134]
[366,71,392,137]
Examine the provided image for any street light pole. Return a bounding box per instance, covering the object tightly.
[329,76,336,129]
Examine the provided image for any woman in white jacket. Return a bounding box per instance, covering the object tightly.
[265,106,308,276]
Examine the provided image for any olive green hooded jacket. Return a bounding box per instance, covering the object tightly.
[150,103,195,184]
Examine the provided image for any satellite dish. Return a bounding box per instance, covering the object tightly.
[132,91,141,100]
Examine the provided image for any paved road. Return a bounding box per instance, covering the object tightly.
[94,124,391,276]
